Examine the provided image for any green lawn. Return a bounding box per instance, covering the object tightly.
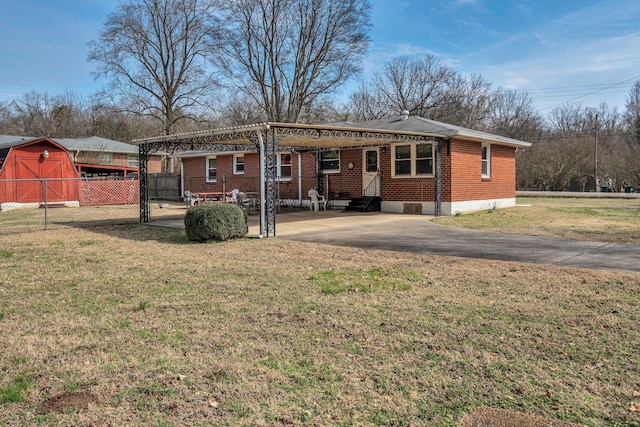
[433,197,640,244]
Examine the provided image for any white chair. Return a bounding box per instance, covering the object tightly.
[308,188,327,211]
[184,191,201,207]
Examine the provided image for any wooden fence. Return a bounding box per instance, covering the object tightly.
[148,173,181,200]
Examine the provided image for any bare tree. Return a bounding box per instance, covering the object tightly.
[518,138,591,191]
[434,73,492,128]
[0,100,21,135]
[623,79,640,144]
[487,89,542,141]
[598,138,637,191]
[215,0,371,123]
[298,96,345,124]
[372,55,456,118]
[546,103,591,135]
[346,79,389,121]
[88,0,218,136]
[10,91,85,138]
[214,92,267,127]
[84,95,165,142]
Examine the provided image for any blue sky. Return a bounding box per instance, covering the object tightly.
[1,0,639,113]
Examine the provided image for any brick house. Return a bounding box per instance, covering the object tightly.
[171,114,531,216]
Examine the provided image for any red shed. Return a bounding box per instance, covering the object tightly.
[0,137,80,209]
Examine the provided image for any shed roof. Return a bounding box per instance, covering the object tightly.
[0,135,139,153]
[0,136,68,152]
[0,135,34,149]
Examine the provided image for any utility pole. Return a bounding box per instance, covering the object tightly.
[594,113,599,192]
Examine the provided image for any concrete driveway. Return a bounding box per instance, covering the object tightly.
[151,209,640,273]
[271,210,640,273]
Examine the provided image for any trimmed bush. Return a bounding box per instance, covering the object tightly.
[184,203,248,242]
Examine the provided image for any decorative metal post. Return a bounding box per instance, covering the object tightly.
[139,143,150,222]
[265,129,278,236]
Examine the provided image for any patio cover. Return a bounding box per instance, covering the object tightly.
[132,121,459,237]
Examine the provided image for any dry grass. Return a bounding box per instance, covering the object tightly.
[433,197,640,245]
[0,204,639,426]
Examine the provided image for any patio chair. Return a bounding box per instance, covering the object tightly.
[308,187,326,211]
[184,191,202,207]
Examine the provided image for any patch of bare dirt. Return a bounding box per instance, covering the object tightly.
[40,391,97,414]
[459,406,587,427]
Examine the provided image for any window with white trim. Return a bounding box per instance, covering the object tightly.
[206,156,217,182]
[233,154,244,174]
[277,153,292,180]
[128,154,139,168]
[392,143,434,177]
[320,150,340,173]
[481,143,491,178]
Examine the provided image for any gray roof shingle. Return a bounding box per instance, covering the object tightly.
[0,135,139,153]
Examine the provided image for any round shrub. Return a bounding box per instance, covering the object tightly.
[184,202,248,242]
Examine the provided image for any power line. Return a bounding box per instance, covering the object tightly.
[524,82,635,93]
[537,75,640,111]
[534,89,631,99]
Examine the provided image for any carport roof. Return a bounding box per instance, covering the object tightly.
[132,116,531,150]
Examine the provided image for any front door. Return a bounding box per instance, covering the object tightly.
[362,148,380,197]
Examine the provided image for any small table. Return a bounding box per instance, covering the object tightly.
[193,192,234,204]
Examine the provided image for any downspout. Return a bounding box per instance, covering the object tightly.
[180,161,184,201]
[297,151,302,206]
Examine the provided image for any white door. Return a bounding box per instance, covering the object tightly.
[362,148,380,197]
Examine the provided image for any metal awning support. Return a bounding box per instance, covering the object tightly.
[265,128,277,236]
[134,121,449,229]
[257,130,266,237]
[139,143,150,223]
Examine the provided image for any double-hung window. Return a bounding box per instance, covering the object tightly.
[320,150,340,173]
[233,154,244,174]
[277,153,292,180]
[206,156,217,182]
[481,143,491,178]
[128,154,139,168]
[392,143,434,177]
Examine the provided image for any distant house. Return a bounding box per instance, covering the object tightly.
[172,114,531,216]
[0,135,165,210]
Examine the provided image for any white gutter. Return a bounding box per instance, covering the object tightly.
[297,151,302,206]
[180,162,184,201]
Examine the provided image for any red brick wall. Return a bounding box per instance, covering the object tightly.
[376,143,453,202]
[147,156,163,174]
[180,141,515,204]
[325,149,361,198]
[182,152,317,198]
[449,139,515,202]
